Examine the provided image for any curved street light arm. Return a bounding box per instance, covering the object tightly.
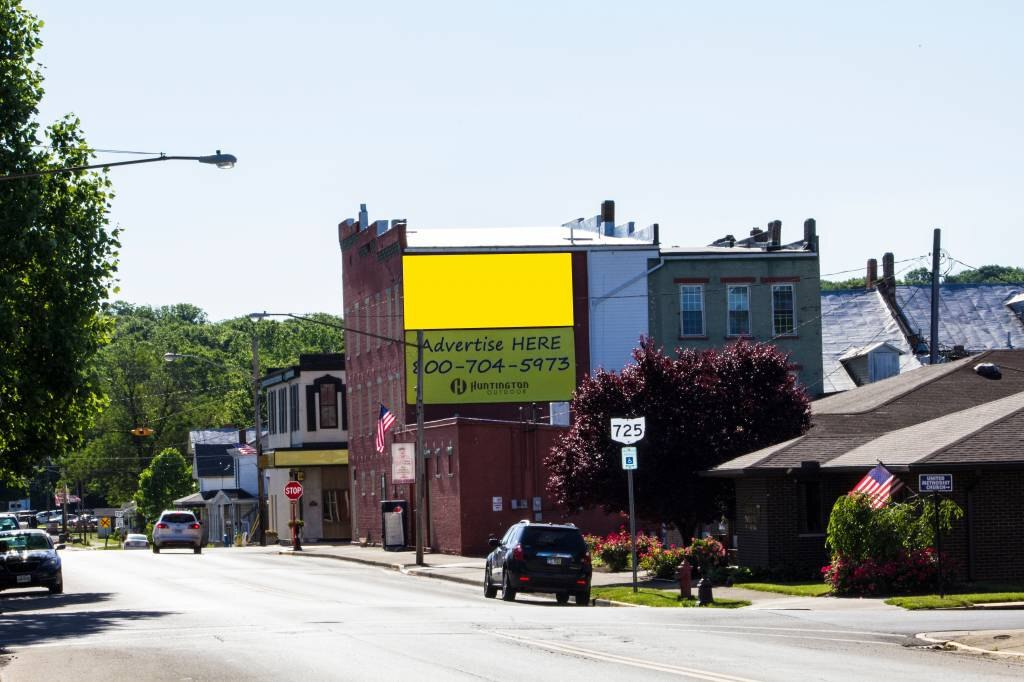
[0,151,236,181]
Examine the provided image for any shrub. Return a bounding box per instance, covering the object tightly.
[684,536,727,573]
[822,548,958,596]
[640,546,686,579]
[588,527,662,572]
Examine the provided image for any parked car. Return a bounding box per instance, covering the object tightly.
[0,514,20,532]
[0,529,64,594]
[122,533,149,550]
[484,521,592,605]
[16,511,38,528]
[151,510,202,554]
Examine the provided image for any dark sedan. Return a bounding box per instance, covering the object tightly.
[0,529,64,594]
[484,521,592,605]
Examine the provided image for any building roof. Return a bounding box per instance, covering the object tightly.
[895,284,1024,353]
[194,443,234,478]
[405,225,655,250]
[819,290,921,393]
[189,428,255,450]
[708,349,1024,476]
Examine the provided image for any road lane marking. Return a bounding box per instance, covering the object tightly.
[489,631,763,681]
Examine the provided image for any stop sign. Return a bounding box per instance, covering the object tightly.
[284,480,303,501]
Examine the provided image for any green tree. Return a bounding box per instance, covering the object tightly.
[546,339,811,535]
[0,1,120,485]
[900,267,932,286]
[946,264,1024,284]
[826,493,962,562]
[134,448,195,522]
[820,277,866,291]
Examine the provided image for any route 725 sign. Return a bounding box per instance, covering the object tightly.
[610,417,645,445]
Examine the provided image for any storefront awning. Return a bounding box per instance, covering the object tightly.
[268,449,348,467]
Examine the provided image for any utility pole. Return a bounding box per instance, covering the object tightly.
[252,321,267,546]
[930,228,941,365]
[415,330,426,566]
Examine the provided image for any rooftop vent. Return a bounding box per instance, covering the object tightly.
[974,363,1002,380]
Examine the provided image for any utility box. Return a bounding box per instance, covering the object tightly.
[380,500,409,551]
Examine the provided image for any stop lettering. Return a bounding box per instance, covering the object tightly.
[284,481,303,501]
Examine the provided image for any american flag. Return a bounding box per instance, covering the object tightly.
[850,464,904,509]
[235,443,257,455]
[376,404,396,453]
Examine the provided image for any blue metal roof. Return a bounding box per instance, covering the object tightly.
[895,284,1024,353]
[820,289,919,393]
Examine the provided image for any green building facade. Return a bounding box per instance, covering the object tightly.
[648,220,824,397]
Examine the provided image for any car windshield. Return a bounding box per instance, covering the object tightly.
[162,513,196,524]
[0,534,51,551]
[0,518,18,531]
[126,534,147,541]
[521,527,586,552]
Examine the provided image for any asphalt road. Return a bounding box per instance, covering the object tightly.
[1,548,1022,681]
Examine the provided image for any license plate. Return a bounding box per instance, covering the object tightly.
[546,557,563,565]
[16,574,30,584]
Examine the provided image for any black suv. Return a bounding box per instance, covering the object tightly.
[484,521,591,605]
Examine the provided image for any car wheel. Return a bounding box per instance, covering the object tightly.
[501,569,517,602]
[575,590,590,606]
[48,570,63,595]
[555,592,570,605]
[484,568,498,599]
[194,545,201,554]
[152,544,160,554]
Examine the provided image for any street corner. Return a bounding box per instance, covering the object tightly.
[917,630,1024,659]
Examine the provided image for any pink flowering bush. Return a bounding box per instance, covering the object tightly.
[585,527,662,572]
[640,545,687,579]
[822,548,957,596]
[684,536,727,574]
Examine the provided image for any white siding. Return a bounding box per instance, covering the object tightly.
[587,250,656,373]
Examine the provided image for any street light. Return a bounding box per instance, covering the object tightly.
[0,150,238,181]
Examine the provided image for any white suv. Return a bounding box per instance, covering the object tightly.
[152,510,203,554]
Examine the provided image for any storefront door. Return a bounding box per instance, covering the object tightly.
[321,466,351,540]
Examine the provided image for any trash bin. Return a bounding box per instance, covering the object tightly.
[380,500,409,551]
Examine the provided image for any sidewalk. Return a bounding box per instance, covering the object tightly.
[266,542,854,608]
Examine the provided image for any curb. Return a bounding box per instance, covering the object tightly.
[277,550,483,588]
[916,633,1024,659]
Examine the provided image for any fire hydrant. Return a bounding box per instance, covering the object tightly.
[677,558,692,600]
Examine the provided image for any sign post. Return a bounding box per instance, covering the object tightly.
[284,480,303,551]
[919,474,953,598]
[611,417,645,593]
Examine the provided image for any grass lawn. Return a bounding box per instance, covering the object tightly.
[733,582,831,597]
[592,586,749,608]
[886,589,1024,610]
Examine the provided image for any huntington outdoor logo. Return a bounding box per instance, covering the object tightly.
[450,378,467,395]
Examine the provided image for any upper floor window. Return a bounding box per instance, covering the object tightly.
[772,284,796,336]
[277,387,288,434]
[320,382,338,429]
[727,285,750,336]
[678,285,705,337]
[289,384,299,433]
[268,390,277,435]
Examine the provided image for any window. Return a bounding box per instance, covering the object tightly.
[268,390,277,435]
[799,481,825,534]
[352,303,360,355]
[320,382,338,429]
[772,284,796,336]
[678,285,705,336]
[289,385,299,433]
[278,388,288,434]
[727,285,750,336]
[323,489,341,522]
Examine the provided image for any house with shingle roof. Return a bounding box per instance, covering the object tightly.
[706,349,1024,581]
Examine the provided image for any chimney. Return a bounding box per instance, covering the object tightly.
[750,227,763,239]
[803,218,816,251]
[866,259,878,290]
[769,220,782,248]
[238,428,247,445]
[601,200,615,236]
[358,204,369,231]
[882,252,895,287]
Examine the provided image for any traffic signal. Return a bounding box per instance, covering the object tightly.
[130,427,155,437]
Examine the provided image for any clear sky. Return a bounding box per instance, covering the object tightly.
[26,1,1023,322]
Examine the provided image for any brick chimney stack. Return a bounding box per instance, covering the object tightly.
[803,218,816,251]
[882,252,895,288]
[769,220,782,248]
[866,259,878,290]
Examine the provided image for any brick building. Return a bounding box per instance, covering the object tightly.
[707,349,1024,581]
[338,202,657,551]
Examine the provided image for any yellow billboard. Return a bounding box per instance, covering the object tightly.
[406,327,576,404]
[402,253,574,330]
